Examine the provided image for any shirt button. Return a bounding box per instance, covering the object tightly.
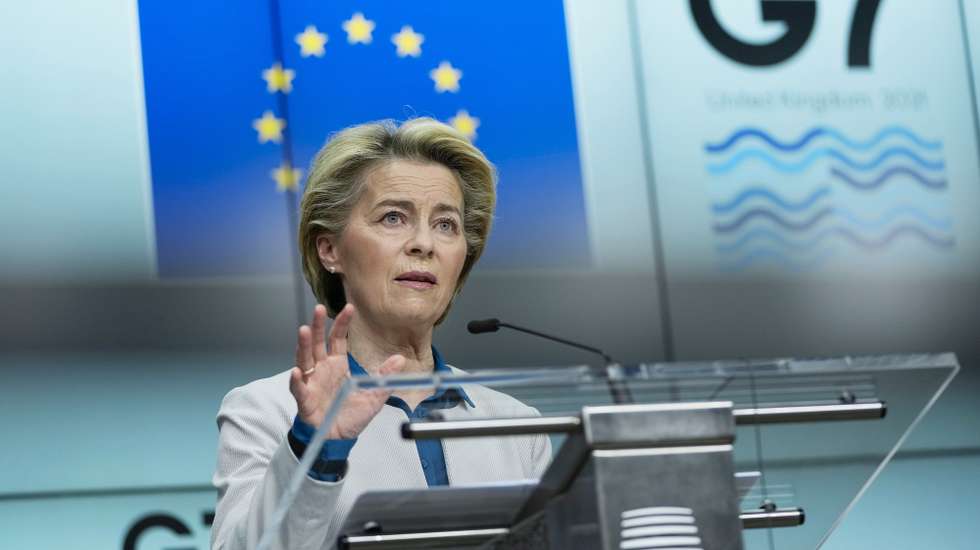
[421,459,430,469]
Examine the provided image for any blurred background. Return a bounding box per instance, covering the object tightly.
[1,0,978,548]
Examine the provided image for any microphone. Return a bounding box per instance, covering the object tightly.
[466,318,501,334]
[467,318,633,404]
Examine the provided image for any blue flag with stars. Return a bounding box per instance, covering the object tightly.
[138,0,591,278]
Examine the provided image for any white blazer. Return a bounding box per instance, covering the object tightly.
[210,367,552,550]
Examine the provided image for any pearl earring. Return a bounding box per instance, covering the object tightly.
[328,266,336,273]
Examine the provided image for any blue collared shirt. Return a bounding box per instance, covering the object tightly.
[290,347,474,484]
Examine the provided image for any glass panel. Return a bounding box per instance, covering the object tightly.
[260,354,957,550]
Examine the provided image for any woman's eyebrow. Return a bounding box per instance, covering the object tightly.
[374,199,415,212]
[433,203,462,217]
[374,199,460,218]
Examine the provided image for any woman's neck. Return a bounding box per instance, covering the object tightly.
[346,316,435,376]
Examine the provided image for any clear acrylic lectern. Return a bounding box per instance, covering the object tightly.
[258,353,958,550]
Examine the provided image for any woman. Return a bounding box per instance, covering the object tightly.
[210,118,552,550]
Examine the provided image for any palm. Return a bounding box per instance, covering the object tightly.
[289,304,405,439]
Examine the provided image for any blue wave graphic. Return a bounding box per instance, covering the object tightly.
[705,126,943,154]
[707,146,945,175]
[716,225,956,253]
[712,186,831,214]
[719,246,837,272]
[715,205,952,235]
[830,166,948,190]
[714,206,833,233]
[714,205,953,234]
[835,206,952,231]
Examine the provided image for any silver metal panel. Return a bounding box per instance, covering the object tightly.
[582,401,736,448]
[592,445,743,550]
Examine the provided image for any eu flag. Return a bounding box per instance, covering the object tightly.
[138,0,590,278]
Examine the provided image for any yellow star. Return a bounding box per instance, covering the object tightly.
[391,26,424,57]
[271,164,303,192]
[295,25,328,57]
[252,111,286,143]
[449,110,480,141]
[430,61,462,93]
[342,12,375,44]
[261,62,295,94]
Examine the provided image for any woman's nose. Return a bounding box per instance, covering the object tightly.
[406,224,435,257]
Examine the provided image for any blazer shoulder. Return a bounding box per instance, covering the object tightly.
[217,369,296,425]
[446,365,542,417]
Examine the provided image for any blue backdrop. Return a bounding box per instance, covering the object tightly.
[138,0,591,278]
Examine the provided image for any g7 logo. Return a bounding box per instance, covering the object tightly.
[122,511,213,550]
[689,0,882,67]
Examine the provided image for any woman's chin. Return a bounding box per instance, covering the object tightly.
[382,303,442,328]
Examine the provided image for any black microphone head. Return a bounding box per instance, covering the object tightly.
[467,318,501,334]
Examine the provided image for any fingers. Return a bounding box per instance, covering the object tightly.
[378,354,407,377]
[352,355,404,412]
[371,355,405,404]
[295,324,315,376]
[311,304,328,363]
[327,304,355,357]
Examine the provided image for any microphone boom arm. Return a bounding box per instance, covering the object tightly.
[498,322,616,366]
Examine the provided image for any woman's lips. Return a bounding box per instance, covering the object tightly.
[394,271,437,290]
[394,279,436,290]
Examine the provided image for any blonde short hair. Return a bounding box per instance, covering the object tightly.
[298,118,497,323]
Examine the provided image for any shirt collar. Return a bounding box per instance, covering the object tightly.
[347,347,475,408]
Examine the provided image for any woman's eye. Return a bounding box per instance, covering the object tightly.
[436,219,459,233]
[382,212,404,225]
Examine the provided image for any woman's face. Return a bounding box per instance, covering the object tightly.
[319,160,468,330]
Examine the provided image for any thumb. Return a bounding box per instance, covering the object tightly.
[289,366,306,393]
[378,354,407,377]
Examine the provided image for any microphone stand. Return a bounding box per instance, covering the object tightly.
[469,319,634,404]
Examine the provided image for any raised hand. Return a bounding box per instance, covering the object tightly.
[289,304,405,439]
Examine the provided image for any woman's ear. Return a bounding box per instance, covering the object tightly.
[316,234,341,271]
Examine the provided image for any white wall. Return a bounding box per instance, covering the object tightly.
[0,0,156,281]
